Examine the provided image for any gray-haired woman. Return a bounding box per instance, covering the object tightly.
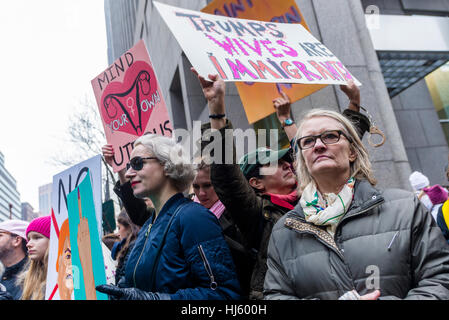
[264,109,449,300]
[97,134,240,300]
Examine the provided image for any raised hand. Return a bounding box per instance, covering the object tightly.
[191,67,225,116]
[340,80,361,112]
[102,144,115,167]
[273,91,292,122]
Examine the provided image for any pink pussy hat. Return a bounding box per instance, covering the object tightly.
[26,215,51,239]
[0,219,29,241]
[423,185,449,206]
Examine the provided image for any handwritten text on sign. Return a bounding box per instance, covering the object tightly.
[92,40,172,172]
[154,2,360,86]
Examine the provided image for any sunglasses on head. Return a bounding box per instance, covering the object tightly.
[126,156,158,171]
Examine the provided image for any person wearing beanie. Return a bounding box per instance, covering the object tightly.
[408,171,435,211]
[15,215,51,300]
[409,171,430,192]
[0,220,29,300]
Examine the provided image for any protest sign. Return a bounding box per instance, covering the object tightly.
[45,155,113,300]
[91,40,172,172]
[155,1,360,123]
[202,0,328,123]
[67,172,108,300]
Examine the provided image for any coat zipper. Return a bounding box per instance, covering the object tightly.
[133,223,153,287]
[333,197,385,291]
[290,227,345,260]
[336,197,385,235]
[197,244,218,290]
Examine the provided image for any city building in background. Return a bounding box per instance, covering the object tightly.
[103,0,449,190]
[21,202,39,222]
[38,183,52,216]
[362,0,449,186]
[0,152,21,222]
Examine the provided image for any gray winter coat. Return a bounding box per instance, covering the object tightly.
[264,179,449,300]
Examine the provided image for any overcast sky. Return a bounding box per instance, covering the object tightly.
[0,0,108,210]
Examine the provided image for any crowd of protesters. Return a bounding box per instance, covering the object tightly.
[2,69,449,300]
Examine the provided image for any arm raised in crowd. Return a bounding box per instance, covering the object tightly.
[274,80,370,152]
[191,68,264,246]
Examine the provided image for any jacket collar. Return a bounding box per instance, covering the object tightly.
[154,193,186,222]
[3,256,28,278]
[289,179,383,221]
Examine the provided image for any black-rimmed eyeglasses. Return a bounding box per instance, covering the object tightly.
[126,156,158,171]
[297,130,352,150]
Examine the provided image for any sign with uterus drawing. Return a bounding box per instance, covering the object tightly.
[92,40,173,172]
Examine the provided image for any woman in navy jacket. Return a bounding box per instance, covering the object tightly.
[96,134,240,300]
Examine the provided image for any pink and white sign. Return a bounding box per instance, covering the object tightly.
[92,40,172,172]
[154,2,361,86]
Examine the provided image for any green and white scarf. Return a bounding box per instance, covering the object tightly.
[300,178,355,237]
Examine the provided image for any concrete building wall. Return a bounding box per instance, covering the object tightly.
[359,0,449,187]
[392,79,449,186]
[104,0,140,64]
[21,202,38,222]
[105,0,415,190]
[38,183,52,216]
[361,0,449,16]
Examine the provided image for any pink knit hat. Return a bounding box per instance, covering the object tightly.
[423,185,449,206]
[26,215,51,239]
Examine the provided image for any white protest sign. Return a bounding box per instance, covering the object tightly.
[45,155,103,300]
[154,1,361,86]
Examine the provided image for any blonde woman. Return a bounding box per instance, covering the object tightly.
[17,216,51,300]
[264,109,449,300]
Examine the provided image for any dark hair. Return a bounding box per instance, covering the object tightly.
[10,233,28,255]
[102,233,120,251]
[116,209,139,263]
[244,165,262,181]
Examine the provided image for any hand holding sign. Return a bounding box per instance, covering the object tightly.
[191,68,225,114]
[340,80,361,112]
[273,91,291,122]
[191,68,227,130]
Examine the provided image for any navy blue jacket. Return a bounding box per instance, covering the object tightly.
[123,193,241,300]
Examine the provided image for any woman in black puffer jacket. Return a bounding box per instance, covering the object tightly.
[264,109,449,300]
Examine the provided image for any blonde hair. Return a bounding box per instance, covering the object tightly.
[295,109,377,191]
[16,247,49,300]
[134,134,195,192]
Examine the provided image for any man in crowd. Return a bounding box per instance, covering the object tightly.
[0,220,29,300]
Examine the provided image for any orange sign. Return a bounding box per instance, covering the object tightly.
[202,0,327,123]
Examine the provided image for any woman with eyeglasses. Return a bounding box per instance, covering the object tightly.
[264,109,449,300]
[96,134,240,300]
[192,69,371,300]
